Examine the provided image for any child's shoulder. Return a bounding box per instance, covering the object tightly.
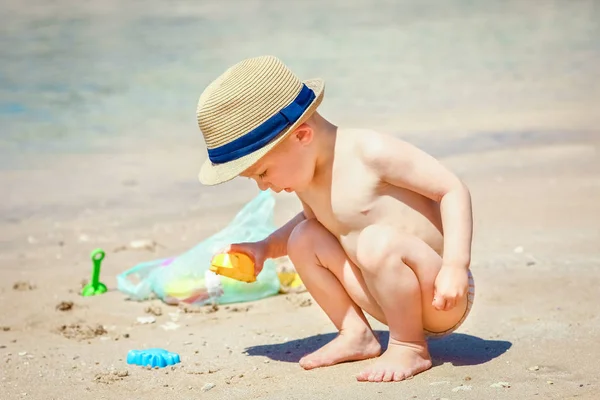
[336,127,401,162]
[335,127,434,175]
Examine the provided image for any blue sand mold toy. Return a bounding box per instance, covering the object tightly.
[127,348,180,368]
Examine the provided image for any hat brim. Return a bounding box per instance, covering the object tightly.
[198,78,325,186]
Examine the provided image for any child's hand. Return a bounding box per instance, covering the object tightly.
[432,266,469,311]
[223,240,269,276]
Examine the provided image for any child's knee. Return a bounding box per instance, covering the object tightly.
[287,219,327,261]
[356,225,410,273]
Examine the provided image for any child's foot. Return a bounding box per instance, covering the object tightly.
[356,340,432,382]
[299,328,381,370]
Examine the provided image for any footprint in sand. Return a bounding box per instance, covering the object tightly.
[94,370,129,384]
[58,324,107,340]
[13,281,36,291]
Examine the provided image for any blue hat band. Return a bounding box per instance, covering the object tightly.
[207,84,316,164]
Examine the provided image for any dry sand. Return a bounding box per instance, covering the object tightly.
[1,133,599,399]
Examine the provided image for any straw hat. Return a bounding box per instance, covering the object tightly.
[196,55,325,185]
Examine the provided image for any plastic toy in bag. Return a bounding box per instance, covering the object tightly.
[210,252,257,283]
[117,190,281,305]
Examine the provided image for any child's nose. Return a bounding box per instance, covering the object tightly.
[257,180,269,191]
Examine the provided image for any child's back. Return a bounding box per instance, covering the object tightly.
[196,56,474,382]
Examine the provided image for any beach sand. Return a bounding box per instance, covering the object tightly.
[2,134,599,399]
[2,0,600,399]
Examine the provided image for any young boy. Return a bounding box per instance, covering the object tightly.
[196,55,474,382]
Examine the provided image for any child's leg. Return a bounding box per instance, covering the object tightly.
[287,219,382,369]
[354,224,468,382]
[288,220,468,381]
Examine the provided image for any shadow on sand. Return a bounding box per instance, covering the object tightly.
[244,331,511,367]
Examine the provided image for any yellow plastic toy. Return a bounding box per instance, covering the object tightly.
[278,271,303,289]
[210,252,256,283]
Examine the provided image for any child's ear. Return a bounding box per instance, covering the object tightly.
[292,123,314,146]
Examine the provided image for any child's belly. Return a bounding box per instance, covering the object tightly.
[335,189,444,263]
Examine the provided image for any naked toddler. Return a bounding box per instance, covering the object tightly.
[195,56,475,382]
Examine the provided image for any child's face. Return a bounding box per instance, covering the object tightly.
[241,126,315,193]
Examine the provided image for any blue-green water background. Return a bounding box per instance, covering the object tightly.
[2,0,599,156]
[0,0,599,226]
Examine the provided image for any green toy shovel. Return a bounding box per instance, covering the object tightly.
[81,248,108,296]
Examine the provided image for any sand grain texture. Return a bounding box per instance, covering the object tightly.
[1,137,599,399]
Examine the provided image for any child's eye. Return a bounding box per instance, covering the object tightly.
[258,170,267,179]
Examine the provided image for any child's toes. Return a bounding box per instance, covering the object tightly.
[393,371,407,381]
[356,368,371,382]
[369,370,385,382]
[382,369,394,382]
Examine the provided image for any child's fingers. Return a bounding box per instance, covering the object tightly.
[214,243,233,254]
[432,295,446,311]
[228,243,248,252]
[444,297,456,311]
[223,243,251,257]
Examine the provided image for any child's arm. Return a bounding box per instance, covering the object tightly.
[228,202,314,276]
[262,201,315,259]
[361,132,473,310]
